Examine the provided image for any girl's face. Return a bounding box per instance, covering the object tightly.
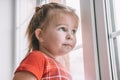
[39,13,78,58]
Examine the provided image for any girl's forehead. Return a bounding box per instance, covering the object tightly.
[49,9,78,20]
[49,12,79,27]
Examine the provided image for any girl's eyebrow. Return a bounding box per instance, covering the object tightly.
[55,23,78,29]
[56,24,68,26]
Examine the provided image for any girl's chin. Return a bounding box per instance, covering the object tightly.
[58,51,71,56]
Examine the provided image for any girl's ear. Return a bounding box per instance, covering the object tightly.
[35,28,44,42]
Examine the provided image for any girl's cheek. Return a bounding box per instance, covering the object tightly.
[74,37,77,44]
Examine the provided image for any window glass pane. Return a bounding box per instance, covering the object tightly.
[114,36,120,74]
[116,36,120,65]
[66,0,84,80]
[112,0,120,31]
[111,0,120,75]
[15,0,36,67]
[112,35,120,79]
[107,0,120,79]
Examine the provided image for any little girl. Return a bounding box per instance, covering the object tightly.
[13,2,79,80]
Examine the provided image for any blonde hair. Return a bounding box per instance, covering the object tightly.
[26,2,79,52]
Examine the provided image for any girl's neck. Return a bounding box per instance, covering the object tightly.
[39,47,56,59]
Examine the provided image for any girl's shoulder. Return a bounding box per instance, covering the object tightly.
[18,50,48,67]
[15,50,47,80]
[29,50,55,61]
[27,50,46,58]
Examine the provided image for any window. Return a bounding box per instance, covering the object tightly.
[14,0,36,68]
[106,0,120,79]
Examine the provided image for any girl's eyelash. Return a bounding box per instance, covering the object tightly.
[59,27,66,31]
[72,30,76,34]
[58,26,77,34]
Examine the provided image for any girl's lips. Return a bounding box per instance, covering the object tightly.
[63,44,72,48]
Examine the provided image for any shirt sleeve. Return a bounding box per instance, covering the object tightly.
[15,51,45,80]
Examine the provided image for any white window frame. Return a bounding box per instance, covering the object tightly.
[80,0,100,80]
[80,0,113,80]
[94,0,113,80]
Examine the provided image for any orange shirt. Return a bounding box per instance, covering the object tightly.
[15,50,72,80]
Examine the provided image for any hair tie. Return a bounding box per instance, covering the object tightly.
[35,7,41,13]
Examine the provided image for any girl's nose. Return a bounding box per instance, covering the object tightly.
[66,32,73,40]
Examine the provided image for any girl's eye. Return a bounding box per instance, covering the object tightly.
[72,29,77,34]
[59,27,66,32]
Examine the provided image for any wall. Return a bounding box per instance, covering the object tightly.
[0,0,14,80]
